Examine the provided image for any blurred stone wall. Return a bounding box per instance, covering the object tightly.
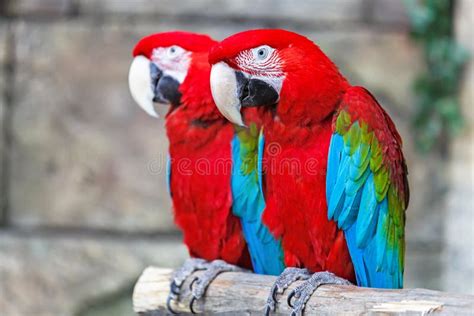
[444,0,474,294]
[0,1,472,315]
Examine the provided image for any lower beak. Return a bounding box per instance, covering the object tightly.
[240,76,279,108]
[153,74,182,106]
[210,62,279,126]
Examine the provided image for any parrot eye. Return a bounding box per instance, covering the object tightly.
[252,45,273,61]
[167,45,184,58]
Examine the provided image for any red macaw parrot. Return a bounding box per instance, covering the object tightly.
[209,29,409,315]
[128,31,285,313]
[128,32,254,312]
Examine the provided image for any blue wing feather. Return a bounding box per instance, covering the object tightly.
[326,133,343,202]
[257,129,265,194]
[327,132,402,288]
[166,154,172,197]
[231,133,285,275]
[328,149,350,220]
[338,189,361,230]
[356,174,380,248]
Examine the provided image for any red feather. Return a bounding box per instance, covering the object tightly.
[133,31,215,58]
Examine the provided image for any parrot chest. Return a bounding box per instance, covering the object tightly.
[263,123,353,278]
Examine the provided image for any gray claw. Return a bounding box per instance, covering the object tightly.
[166,258,210,314]
[288,271,351,316]
[264,305,271,316]
[171,258,209,287]
[166,295,178,315]
[264,267,311,314]
[189,260,248,313]
[189,296,198,314]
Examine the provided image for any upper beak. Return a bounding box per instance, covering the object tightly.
[210,62,279,126]
[210,62,245,126]
[128,56,159,118]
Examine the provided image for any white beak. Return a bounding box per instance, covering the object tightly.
[128,56,159,118]
[210,62,245,126]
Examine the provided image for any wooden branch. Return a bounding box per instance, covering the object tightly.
[133,267,474,315]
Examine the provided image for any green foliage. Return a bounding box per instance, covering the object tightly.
[404,0,469,152]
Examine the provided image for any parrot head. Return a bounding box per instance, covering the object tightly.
[129,31,217,118]
[209,29,348,126]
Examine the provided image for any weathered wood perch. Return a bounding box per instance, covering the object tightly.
[133,267,474,315]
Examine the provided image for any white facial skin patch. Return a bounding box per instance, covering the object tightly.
[151,46,191,84]
[236,45,285,94]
